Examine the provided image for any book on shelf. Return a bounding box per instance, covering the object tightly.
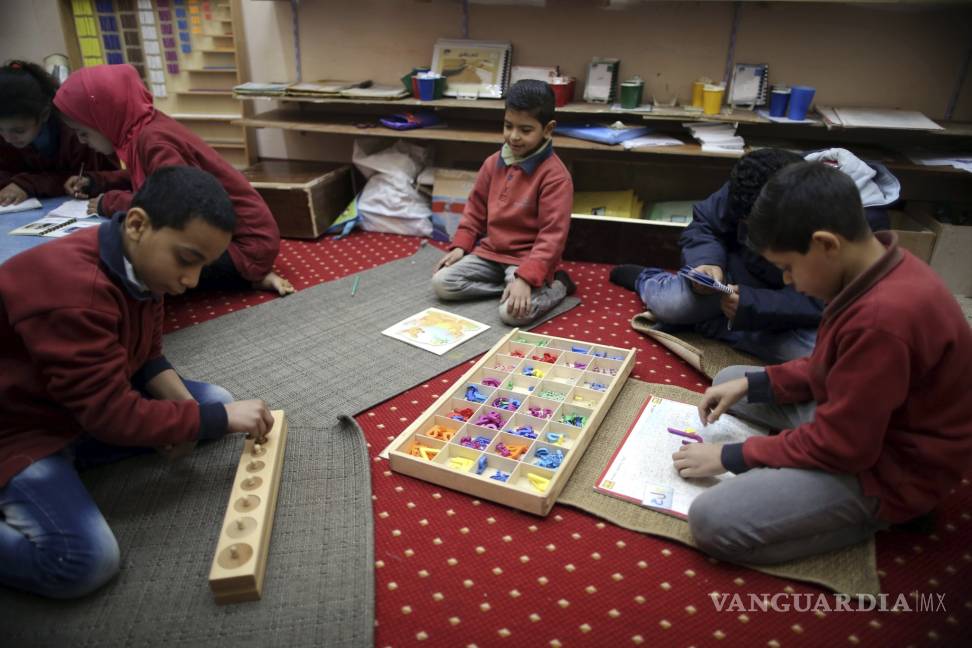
[583,57,619,104]
[233,81,292,96]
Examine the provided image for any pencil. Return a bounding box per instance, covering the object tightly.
[75,163,85,198]
[351,275,360,296]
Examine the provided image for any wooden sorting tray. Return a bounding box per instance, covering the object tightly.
[387,329,634,516]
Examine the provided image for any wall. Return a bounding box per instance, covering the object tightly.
[238,0,972,162]
[0,0,69,66]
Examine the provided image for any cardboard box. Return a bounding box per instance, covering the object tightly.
[904,203,972,296]
[431,168,477,238]
[888,209,936,263]
[243,160,355,239]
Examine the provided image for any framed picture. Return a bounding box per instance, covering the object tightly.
[431,39,512,99]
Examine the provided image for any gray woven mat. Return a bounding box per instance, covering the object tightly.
[0,244,578,647]
[558,379,880,595]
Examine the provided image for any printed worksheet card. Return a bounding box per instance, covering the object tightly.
[595,395,767,518]
[382,307,489,355]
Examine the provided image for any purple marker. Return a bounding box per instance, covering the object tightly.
[668,427,703,443]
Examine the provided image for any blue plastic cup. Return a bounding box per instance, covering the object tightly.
[769,87,790,117]
[417,75,437,101]
[787,85,815,121]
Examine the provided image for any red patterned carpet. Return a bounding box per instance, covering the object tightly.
[166,231,972,647]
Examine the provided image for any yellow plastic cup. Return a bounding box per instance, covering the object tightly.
[691,80,707,108]
[702,84,724,115]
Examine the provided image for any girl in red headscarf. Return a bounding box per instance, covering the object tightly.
[54,64,292,295]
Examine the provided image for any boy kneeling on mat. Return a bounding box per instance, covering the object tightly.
[672,162,972,565]
[0,166,273,598]
[432,79,576,325]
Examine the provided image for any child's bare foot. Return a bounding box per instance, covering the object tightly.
[253,271,294,296]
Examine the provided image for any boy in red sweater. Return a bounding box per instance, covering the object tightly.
[432,80,575,325]
[0,166,274,598]
[673,162,972,564]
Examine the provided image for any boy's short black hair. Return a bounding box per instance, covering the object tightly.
[0,60,58,120]
[505,79,556,126]
[748,161,869,254]
[728,148,804,221]
[131,166,235,233]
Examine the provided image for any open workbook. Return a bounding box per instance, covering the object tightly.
[595,395,767,518]
[8,200,101,238]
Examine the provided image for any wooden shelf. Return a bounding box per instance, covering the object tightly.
[200,48,236,53]
[171,112,243,121]
[234,109,741,159]
[231,92,972,138]
[177,89,235,96]
[187,67,238,73]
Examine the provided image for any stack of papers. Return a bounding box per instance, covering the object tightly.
[908,153,972,174]
[621,133,685,150]
[683,122,745,156]
[233,81,292,96]
[817,106,943,131]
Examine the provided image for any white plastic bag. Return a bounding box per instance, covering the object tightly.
[352,139,433,236]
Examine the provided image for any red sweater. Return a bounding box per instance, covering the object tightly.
[92,112,280,282]
[0,115,122,198]
[732,233,972,523]
[450,146,573,287]
[0,219,227,488]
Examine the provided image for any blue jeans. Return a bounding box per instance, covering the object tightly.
[0,379,232,599]
[636,268,816,364]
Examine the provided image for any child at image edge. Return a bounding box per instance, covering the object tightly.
[672,162,972,565]
[432,79,576,325]
[0,166,274,599]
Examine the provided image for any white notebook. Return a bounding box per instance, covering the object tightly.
[0,198,43,214]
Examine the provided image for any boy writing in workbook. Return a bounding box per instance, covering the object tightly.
[610,148,898,364]
[671,162,972,565]
[0,166,274,599]
[432,79,576,325]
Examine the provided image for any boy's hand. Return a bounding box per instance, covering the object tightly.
[698,376,748,425]
[720,286,740,320]
[434,248,465,272]
[672,442,726,478]
[502,277,532,320]
[64,175,92,199]
[87,196,100,215]
[0,182,28,206]
[225,399,274,442]
[690,264,725,295]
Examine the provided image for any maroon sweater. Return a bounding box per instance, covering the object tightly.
[0,219,227,487]
[90,113,280,282]
[0,115,122,198]
[724,233,972,523]
[451,145,573,287]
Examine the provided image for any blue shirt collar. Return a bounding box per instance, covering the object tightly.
[98,214,157,302]
[496,140,554,175]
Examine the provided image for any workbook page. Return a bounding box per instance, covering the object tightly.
[595,396,767,517]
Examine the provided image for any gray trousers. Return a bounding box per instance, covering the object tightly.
[431,253,567,327]
[687,365,887,565]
